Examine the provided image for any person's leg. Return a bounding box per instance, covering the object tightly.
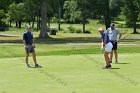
[114,50,118,62]
[110,41,114,63]
[104,52,110,66]
[32,49,41,67]
[25,53,31,67]
[25,53,29,65]
[25,47,31,67]
[110,50,113,63]
[32,51,37,65]
[113,42,118,63]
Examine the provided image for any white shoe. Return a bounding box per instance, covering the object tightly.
[26,64,31,68]
[115,61,118,64]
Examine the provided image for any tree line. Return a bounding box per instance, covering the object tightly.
[0,0,140,37]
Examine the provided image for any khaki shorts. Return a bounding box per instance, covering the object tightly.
[25,44,35,53]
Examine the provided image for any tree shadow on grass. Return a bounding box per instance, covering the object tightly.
[34,36,101,44]
[0,35,22,43]
[0,35,139,44]
[0,35,101,44]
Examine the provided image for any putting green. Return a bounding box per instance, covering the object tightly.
[0,53,139,93]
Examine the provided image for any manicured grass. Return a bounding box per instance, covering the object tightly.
[0,53,139,93]
[0,20,139,93]
[0,44,139,58]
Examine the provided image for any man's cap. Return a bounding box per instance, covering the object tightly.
[110,23,115,27]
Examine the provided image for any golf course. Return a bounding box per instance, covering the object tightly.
[0,29,139,93]
[0,0,140,92]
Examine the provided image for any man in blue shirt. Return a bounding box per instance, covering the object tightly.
[23,25,41,68]
[98,27,113,69]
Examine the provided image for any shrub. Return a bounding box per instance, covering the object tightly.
[84,30,91,34]
[67,25,76,33]
[76,29,82,33]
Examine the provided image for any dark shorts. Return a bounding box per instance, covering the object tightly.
[110,41,117,50]
[25,44,35,54]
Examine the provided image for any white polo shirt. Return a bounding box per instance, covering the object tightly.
[106,27,121,41]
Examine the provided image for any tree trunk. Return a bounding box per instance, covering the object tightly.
[37,17,41,30]
[16,21,18,27]
[58,4,61,31]
[39,0,49,38]
[82,17,86,33]
[132,10,137,34]
[18,20,21,28]
[37,16,39,31]
[133,15,137,34]
[39,18,41,29]
[133,12,137,34]
[32,17,35,28]
[28,20,30,25]
[9,20,12,27]
[133,23,137,34]
[104,0,111,29]
[39,11,41,30]
[48,18,50,31]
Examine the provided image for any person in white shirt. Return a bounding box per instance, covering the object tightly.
[106,23,122,64]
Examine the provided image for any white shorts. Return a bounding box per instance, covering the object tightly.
[105,42,113,52]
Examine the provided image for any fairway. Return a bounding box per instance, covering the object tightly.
[1,0,140,93]
[0,53,139,93]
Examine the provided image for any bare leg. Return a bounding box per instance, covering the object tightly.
[25,53,29,64]
[25,53,31,68]
[104,52,110,66]
[114,50,118,62]
[110,50,113,62]
[32,52,37,65]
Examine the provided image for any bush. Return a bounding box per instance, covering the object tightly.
[51,17,58,23]
[59,27,64,31]
[76,29,82,33]
[84,30,91,34]
[63,30,69,33]
[67,25,76,33]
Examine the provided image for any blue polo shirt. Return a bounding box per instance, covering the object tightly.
[23,31,33,44]
[101,32,110,44]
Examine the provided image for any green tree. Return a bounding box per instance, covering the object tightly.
[0,0,22,27]
[8,3,25,28]
[97,0,111,29]
[23,0,41,28]
[77,0,98,32]
[122,0,140,33]
[110,0,124,18]
[0,10,6,27]
[47,0,66,30]
[63,0,81,23]
[0,0,16,10]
